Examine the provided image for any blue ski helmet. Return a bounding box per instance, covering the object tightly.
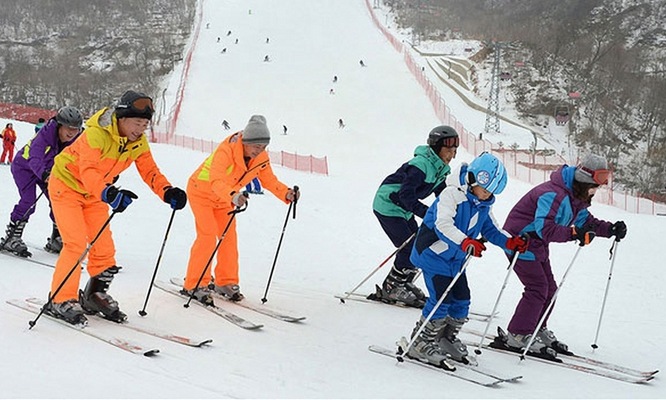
[467,152,507,194]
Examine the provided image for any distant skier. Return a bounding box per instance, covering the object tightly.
[227,30,232,36]
[221,48,227,54]
[338,118,345,129]
[283,125,288,135]
[359,60,366,67]
[264,55,270,62]
[329,88,335,95]
[266,37,270,44]
[222,120,230,130]
[1,123,17,164]
[333,75,338,83]
[35,118,46,133]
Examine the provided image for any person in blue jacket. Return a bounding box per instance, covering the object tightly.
[0,107,83,257]
[404,152,528,366]
[370,126,459,308]
[35,118,46,133]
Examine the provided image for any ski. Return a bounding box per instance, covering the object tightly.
[368,345,514,387]
[460,336,653,384]
[23,297,213,348]
[0,249,55,268]
[153,280,263,330]
[335,292,496,322]
[169,277,306,323]
[462,327,659,379]
[7,299,159,357]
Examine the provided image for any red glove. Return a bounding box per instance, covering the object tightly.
[506,235,529,253]
[461,238,486,257]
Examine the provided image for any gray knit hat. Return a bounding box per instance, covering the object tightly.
[243,115,270,144]
[575,153,608,184]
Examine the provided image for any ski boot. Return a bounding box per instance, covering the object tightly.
[44,224,63,254]
[1,219,32,257]
[46,299,88,326]
[437,316,473,364]
[180,286,215,306]
[367,266,426,308]
[212,283,245,302]
[402,316,455,370]
[504,329,558,360]
[537,326,573,355]
[79,266,127,323]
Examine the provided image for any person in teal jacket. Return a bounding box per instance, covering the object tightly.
[369,125,459,308]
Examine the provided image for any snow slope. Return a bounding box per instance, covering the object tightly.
[1,0,663,398]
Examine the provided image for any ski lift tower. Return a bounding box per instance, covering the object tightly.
[483,42,502,139]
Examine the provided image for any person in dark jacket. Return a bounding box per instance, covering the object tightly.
[501,153,627,356]
[1,107,83,257]
[369,125,459,308]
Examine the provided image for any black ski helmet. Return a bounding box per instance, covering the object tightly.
[427,125,459,153]
[56,106,83,129]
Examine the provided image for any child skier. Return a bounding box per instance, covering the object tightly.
[404,152,528,366]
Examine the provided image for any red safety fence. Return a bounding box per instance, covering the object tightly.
[362,0,665,216]
[0,103,55,123]
[151,131,329,175]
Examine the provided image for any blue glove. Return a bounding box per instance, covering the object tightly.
[163,186,187,210]
[102,186,138,213]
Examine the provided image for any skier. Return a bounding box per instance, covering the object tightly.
[404,152,528,365]
[368,126,459,308]
[222,120,230,130]
[333,75,338,83]
[338,118,345,129]
[282,125,288,135]
[35,118,46,133]
[181,115,299,305]
[1,123,17,164]
[500,153,627,356]
[45,90,188,325]
[1,107,83,257]
[245,177,264,194]
[264,55,270,62]
[359,60,366,67]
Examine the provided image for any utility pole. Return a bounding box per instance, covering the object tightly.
[484,42,502,138]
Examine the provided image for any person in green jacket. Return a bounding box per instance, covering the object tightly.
[369,125,459,308]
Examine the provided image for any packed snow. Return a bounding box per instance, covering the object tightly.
[1,0,663,398]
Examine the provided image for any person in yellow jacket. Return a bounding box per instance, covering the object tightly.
[182,115,299,305]
[46,90,188,325]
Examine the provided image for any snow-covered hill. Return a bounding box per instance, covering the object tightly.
[1,1,663,398]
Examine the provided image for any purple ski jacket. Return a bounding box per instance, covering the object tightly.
[502,165,612,261]
[12,118,79,186]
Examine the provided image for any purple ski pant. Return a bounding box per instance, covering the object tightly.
[10,165,52,223]
[507,256,558,335]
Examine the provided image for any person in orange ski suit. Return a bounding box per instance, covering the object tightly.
[182,115,299,305]
[46,90,187,325]
[1,123,17,164]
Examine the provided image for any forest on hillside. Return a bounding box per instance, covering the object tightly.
[385,0,666,196]
[0,0,196,116]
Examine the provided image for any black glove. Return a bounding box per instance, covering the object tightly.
[609,221,627,240]
[101,185,138,213]
[164,186,187,210]
[572,224,596,246]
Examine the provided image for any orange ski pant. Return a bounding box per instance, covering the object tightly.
[48,178,116,303]
[183,193,239,291]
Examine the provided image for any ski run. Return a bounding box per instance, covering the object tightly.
[168,277,306,323]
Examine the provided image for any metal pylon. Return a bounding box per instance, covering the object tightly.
[484,44,501,136]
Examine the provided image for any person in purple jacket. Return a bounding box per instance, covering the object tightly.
[0,106,83,257]
[500,153,627,357]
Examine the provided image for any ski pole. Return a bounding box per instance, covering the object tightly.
[139,208,177,316]
[339,232,416,303]
[474,247,522,355]
[29,211,117,329]
[0,190,45,249]
[396,249,475,362]
[261,186,299,304]
[184,203,247,308]
[520,245,583,360]
[591,239,621,350]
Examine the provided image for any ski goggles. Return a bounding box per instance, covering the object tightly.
[580,166,610,185]
[117,97,154,113]
[428,135,460,148]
